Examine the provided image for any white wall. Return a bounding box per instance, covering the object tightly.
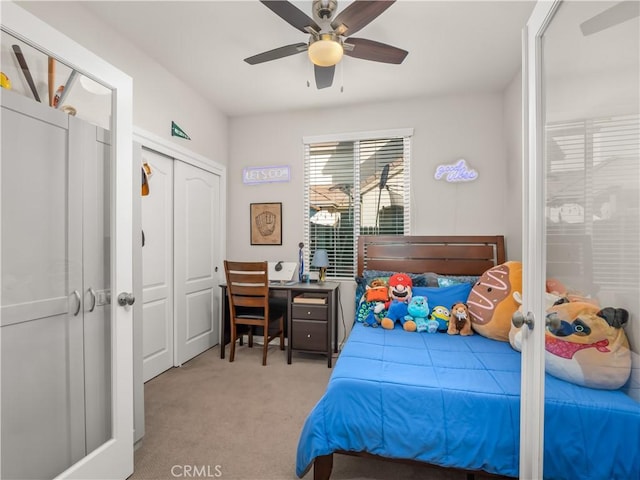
[504,70,524,262]
[17,1,228,167]
[229,92,515,340]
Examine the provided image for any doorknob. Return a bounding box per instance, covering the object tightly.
[512,310,534,330]
[117,292,135,306]
[545,311,562,330]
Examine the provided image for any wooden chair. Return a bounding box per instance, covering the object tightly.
[223,260,285,366]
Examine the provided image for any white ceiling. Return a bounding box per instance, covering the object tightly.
[75,1,537,117]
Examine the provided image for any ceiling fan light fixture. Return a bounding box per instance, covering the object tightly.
[308,33,343,67]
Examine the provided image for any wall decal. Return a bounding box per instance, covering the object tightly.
[434,159,478,182]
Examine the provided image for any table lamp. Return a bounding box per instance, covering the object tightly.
[311,249,329,283]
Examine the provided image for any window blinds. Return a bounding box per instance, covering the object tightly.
[304,133,411,278]
[545,113,639,295]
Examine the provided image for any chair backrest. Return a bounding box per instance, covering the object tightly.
[224,260,270,319]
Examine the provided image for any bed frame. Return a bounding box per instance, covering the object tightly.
[314,234,507,480]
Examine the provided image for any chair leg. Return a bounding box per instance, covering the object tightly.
[229,322,236,363]
[262,339,268,366]
[248,328,253,348]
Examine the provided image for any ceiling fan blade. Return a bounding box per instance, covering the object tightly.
[260,1,320,33]
[244,43,307,65]
[580,0,640,36]
[344,38,408,64]
[331,0,395,37]
[314,65,334,89]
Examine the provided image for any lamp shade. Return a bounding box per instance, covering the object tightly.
[311,249,329,268]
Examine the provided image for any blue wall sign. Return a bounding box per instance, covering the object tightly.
[434,159,478,182]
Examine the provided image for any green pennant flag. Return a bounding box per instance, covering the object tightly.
[171,121,191,140]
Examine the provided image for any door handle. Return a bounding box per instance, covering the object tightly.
[512,310,534,330]
[88,287,96,312]
[71,290,81,316]
[117,292,135,306]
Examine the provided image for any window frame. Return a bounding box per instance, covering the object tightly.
[303,128,413,280]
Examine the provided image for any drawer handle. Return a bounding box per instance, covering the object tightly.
[307,311,311,315]
[307,334,311,338]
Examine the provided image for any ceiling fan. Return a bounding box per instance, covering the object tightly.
[244,0,408,89]
[580,0,640,35]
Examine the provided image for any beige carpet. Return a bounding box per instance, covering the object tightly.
[129,342,498,480]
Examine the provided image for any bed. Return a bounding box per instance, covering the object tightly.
[296,235,640,480]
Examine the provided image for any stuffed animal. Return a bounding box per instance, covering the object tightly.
[544,301,631,389]
[429,305,450,332]
[405,295,430,332]
[447,303,473,335]
[381,273,414,331]
[365,278,389,303]
[363,302,386,327]
[468,261,522,341]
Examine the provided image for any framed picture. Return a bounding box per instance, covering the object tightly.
[250,202,282,245]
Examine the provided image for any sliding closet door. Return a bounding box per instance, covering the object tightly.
[141,149,175,381]
[174,161,220,365]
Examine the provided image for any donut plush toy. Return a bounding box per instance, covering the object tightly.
[468,261,522,341]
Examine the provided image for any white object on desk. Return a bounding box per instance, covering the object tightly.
[268,261,297,283]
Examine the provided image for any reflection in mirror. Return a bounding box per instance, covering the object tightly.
[1,24,114,479]
[1,30,112,128]
[542,1,639,399]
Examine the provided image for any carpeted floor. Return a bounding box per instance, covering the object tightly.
[128,342,499,480]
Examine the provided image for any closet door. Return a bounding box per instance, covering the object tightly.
[79,119,113,453]
[174,161,220,365]
[141,149,175,381]
[524,1,639,478]
[1,4,134,478]
[1,92,86,480]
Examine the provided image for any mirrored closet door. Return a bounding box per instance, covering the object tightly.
[523,1,639,477]
[1,3,134,478]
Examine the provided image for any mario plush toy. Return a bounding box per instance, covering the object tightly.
[381,273,415,331]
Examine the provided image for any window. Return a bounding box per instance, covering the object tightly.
[303,129,412,278]
[545,113,639,294]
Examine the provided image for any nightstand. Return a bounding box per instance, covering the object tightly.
[287,282,339,367]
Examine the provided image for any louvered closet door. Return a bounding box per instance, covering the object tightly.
[174,161,220,365]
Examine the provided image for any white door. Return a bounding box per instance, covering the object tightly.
[0,4,133,479]
[141,149,175,381]
[523,1,640,478]
[174,161,220,365]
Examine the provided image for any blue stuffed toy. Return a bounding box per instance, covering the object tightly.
[405,295,430,333]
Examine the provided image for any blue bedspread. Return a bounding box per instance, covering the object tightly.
[296,323,640,479]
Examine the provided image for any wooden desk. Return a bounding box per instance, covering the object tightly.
[219,282,340,367]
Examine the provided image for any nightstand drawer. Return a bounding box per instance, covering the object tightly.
[292,304,327,321]
[291,320,327,351]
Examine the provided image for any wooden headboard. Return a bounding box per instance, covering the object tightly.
[357,235,505,277]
